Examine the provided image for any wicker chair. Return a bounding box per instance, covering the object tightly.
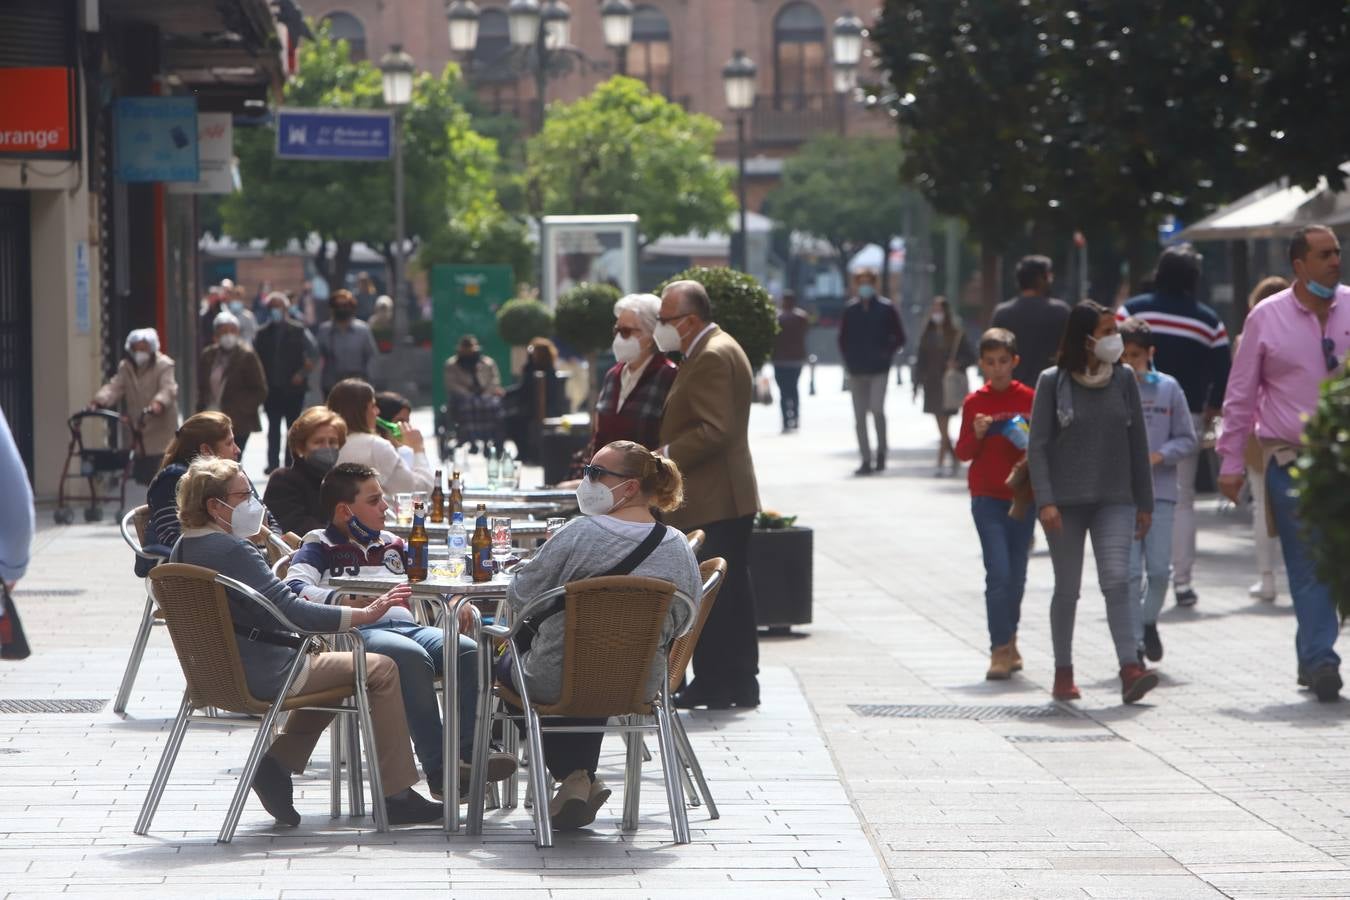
[465,575,696,847]
[665,558,726,819]
[114,506,169,714]
[136,563,389,843]
[684,529,705,554]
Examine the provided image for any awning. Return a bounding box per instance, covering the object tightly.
[1178,164,1350,242]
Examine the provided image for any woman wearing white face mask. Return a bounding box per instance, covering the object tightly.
[91,327,180,483]
[503,440,702,829]
[198,310,268,457]
[912,296,976,476]
[1027,300,1157,706]
[566,294,678,483]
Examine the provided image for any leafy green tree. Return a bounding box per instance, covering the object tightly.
[526,77,736,248]
[223,22,503,289]
[765,135,913,288]
[417,216,536,287]
[496,298,554,347]
[555,282,622,410]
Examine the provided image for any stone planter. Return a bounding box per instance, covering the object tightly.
[748,525,813,633]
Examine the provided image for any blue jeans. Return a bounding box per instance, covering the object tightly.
[1130,499,1176,640]
[359,620,479,777]
[1266,462,1341,672]
[971,496,1036,649]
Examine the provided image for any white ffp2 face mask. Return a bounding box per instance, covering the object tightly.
[575,477,634,517]
[219,495,267,539]
[653,322,683,354]
[1092,333,1125,365]
[132,351,151,367]
[612,333,642,364]
[218,333,239,351]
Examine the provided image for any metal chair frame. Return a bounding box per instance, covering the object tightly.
[134,565,389,843]
[465,578,696,847]
[666,560,725,820]
[115,507,169,714]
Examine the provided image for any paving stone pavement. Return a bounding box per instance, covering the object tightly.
[4,363,1350,899]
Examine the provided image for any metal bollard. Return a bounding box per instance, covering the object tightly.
[808,354,818,396]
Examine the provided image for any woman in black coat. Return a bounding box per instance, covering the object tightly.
[262,406,347,536]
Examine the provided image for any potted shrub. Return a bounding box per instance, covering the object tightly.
[1297,371,1350,618]
[496,297,555,349]
[555,282,621,411]
[748,510,813,634]
[657,266,779,370]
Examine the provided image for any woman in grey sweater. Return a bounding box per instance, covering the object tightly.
[1027,301,1157,705]
[170,457,444,827]
[505,440,701,830]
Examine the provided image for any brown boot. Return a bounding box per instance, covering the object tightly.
[986,643,1016,680]
[1009,635,1024,672]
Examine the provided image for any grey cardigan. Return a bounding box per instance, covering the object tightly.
[505,515,702,705]
[170,528,349,700]
[1027,365,1154,514]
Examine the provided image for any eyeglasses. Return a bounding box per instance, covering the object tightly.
[1324,337,1341,372]
[657,312,692,326]
[582,464,630,482]
[613,325,641,338]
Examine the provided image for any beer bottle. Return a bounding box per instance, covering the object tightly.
[407,501,429,583]
[471,503,492,583]
[429,470,445,524]
[448,469,463,518]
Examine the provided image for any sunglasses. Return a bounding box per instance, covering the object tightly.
[1324,337,1340,372]
[582,464,630,482]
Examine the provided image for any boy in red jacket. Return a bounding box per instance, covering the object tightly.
[955,329,1037,680]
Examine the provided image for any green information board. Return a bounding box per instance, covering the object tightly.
[431,264,516,414]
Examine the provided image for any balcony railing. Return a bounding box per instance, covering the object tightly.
[750,93,844,145]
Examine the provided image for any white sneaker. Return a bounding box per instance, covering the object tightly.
[1249,573,1277,601]
[548,769,594,830]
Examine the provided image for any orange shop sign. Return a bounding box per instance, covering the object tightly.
[0,67,77,158]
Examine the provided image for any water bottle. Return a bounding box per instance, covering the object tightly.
[500,452,516,491]
[447,512,468,580]
[486,444,501,489]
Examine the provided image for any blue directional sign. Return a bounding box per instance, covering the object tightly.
[275,108,393,161]
[114,97,199,182]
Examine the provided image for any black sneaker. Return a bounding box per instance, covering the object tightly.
[1311,666,1343,703]
[854,462,873,477]
[1174,586,1198,607]
[875,455,887,472]
[385,788,444,825]
[1143,624,1163,662]
[250,754,300,827]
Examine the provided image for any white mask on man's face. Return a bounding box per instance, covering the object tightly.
[218,333,239,351]
[653,322,683,354]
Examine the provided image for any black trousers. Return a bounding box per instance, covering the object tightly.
[264,390,306,470]
[689,513,759,694]
[506,701,606,780]
[773,364,802,427]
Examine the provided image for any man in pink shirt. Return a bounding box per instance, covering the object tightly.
[1218,224,1349,702]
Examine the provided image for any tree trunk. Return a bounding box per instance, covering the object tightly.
[332,241,354,293]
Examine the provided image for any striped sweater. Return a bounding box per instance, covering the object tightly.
[1119,292,1231,413]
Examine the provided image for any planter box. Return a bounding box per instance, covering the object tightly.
[748,526,813,632]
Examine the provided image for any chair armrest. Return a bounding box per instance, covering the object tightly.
[669,589,697,639]
[214,572,358,637]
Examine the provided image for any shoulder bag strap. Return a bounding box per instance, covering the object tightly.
[600,522,668,577]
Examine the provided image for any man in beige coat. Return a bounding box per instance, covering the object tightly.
[656,280,761,708]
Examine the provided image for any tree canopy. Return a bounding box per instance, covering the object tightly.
[223,22,503,288]
[526,77,736,248]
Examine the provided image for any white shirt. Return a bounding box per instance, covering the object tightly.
[337,432,434,496]
[687,322,717,357]
[617,355,653,410]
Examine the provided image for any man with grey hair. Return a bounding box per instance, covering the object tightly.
[655,280,762,708]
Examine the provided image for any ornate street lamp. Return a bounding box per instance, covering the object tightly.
[508,0,541,47]
[832,13,864,69]
[601,0,634,74]
[446,0,480,54]
[722,50,756,273]
[379,44,415,106]
[541,0,571,51]
[380,45,415,358]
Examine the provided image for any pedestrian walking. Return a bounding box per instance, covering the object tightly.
[1027,300,1157,705]
[225,285,259,347]
[354,271,380,321]
[1236,276,1290,602]
[1218,225,1347,703]
[316,290,378,396]
[255,291,318,474]
[91,327,180,483]
[838,269,906,475]
[773,290,810,432]
[991,255,1071,388]
[0,408,34,660]
[953,328,1036,680]
[656,279,762,709]
[912,296,976,477]
[1118,319,1198,664]
[198,312,268,457]
[1122,245,1231,608]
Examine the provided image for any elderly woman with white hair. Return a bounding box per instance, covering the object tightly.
[570,294,678,478]
[91,327,181,483]
[198,310,268,456]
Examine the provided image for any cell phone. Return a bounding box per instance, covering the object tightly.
[375,417,403,440]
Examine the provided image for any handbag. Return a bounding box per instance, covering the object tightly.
[941,330,969,411]
[0,583,31,660]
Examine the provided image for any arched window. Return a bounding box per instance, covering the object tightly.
[322,11,366,62]
[773,2,825,110]
[627,5,672,98]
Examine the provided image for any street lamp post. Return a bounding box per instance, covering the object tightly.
[446,1,481,54]
[380,45,415,360]
[832,13,863,135]
[601,0,634,76]
[722,50,756,274]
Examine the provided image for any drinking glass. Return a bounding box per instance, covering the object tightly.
[445,554,466,581]
[395,492,414,526]
[491,517,512,571]
[545,517,567,541]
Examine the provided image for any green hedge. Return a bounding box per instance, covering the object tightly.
[1296,371,1350,619]
[657,266,778,370]
[496,298,555,347]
